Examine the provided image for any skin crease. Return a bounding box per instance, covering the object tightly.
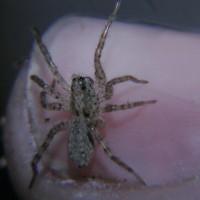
[4,16,200,199]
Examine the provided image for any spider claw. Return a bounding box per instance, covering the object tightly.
[29,175,36,189]
[29,160,39,189]
[29,167,38,189]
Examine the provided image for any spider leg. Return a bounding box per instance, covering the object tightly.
[94,0,121,88]
[33,27,70,90]
[105,75,148,99]
[40,91,65,111]
[29,121,69,189]
[31,75,63,101]
[95,134,146,185]
[104,100,157,112]
[39,77,64,111]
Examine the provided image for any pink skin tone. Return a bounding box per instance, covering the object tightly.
[4,16,200,199]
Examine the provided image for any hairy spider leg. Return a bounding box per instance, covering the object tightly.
[29,121,69,189]
[33,28,70,91]
[105,75,149,99]
[94,0,121,88]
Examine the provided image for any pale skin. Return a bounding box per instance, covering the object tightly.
[3,3,200,200]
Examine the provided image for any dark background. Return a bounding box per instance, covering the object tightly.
[1,0,200,199]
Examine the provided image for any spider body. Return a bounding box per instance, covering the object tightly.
[29,0,156,189]
[69,76,98,168]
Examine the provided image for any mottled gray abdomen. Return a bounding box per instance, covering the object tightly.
[68,117,94,168]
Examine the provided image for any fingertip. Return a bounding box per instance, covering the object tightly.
[4,15,200,200]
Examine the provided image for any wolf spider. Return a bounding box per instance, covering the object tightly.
[29,0,156,189]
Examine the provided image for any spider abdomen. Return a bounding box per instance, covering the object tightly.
[68,117,94,168]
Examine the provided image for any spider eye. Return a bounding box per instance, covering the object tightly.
[79,77,83,81]
[78,77,86,90]
[78,77,83,84]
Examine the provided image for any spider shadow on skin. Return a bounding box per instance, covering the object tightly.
[103,107,147,131]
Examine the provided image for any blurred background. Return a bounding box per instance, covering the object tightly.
[1,0,200,199]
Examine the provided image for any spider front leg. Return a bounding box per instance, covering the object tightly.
[33,27,70,90]
[95,133,146,185]
[29,121,69,189]
[105,75,149,99]
[94,1,121,88]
